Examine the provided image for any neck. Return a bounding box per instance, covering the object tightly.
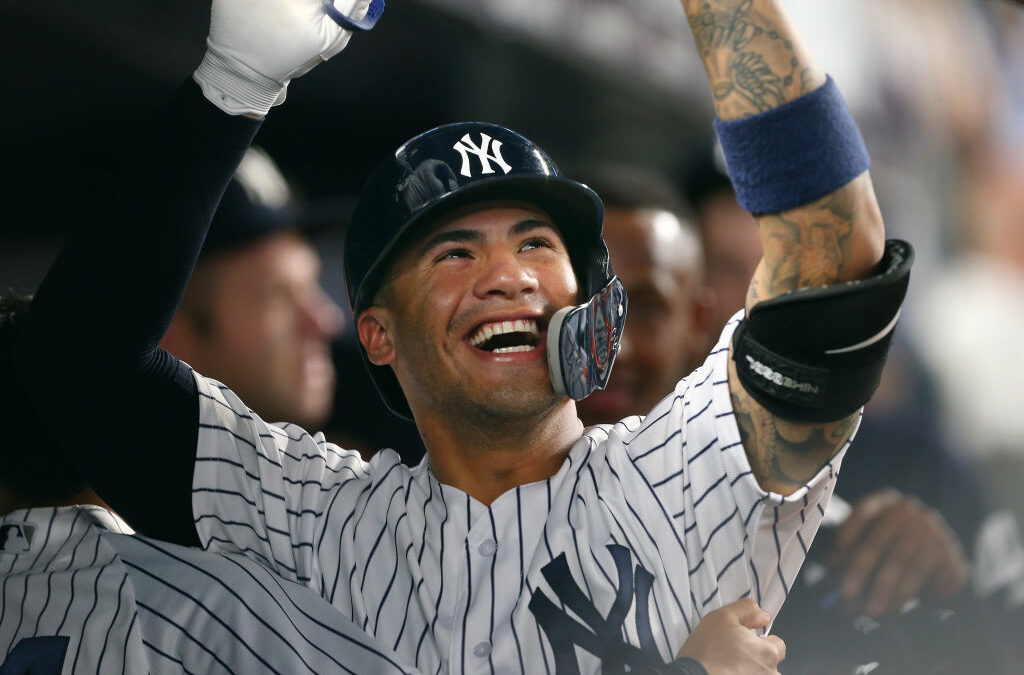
[416,400,584,505]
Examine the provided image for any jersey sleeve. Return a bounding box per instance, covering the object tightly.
[14,79,261,547]
[110,533,419,675]
[616,311,852,623]
[191,371,372,594]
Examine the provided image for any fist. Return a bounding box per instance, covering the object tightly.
[676,598,786,675]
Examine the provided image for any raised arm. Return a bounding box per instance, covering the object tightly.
[13,0,374,543]
[681,0,901,495]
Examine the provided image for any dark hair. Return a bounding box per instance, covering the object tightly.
[573,163,695,223]
[0,293,87,502]
[678,144,736,214]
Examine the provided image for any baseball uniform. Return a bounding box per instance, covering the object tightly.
[13,70,844,675]
[0,505,419,674]
[191,310,849,673]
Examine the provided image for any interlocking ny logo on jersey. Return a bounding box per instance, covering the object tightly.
[0,523,35,554]
[529,545,661,674]
[452,133,512,178]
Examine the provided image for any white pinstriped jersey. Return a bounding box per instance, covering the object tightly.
[0,505,418,674]
[192,314,852,674]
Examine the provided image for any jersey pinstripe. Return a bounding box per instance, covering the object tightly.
[192,312,852,673]
[0,505,418,674]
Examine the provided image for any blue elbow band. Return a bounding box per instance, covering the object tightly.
[713,76,869,215]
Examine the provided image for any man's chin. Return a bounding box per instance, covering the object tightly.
[465,386,565,424]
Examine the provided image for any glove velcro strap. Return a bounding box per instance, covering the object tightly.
[732,239,913,422]
[193,44,285,117]
[324,0,385,31]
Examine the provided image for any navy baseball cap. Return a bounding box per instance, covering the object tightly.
[203,147,343,256]
[344,121,607,316]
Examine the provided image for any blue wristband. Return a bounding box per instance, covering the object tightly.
[713,75,869,215]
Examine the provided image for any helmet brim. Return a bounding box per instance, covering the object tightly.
[352,173,604,315]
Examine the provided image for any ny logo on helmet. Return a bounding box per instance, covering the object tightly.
[453,133,512,178]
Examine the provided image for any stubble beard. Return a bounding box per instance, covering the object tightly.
[425,364,566,439]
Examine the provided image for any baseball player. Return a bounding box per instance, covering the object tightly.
[16,0,912,674]
[161,146,345,432]
[0,294,758,675]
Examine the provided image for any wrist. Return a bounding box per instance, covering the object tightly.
[193,44,286,117]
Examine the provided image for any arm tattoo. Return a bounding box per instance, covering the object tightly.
[754,176,863,297]
[731,385,857,491]
[687,0,814,116]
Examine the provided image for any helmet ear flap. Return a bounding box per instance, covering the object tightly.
[548,277,628,401]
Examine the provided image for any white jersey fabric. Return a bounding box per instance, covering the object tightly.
[193,313,851,674]
[0,505,418,675]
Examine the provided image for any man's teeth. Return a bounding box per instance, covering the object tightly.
[469,319,539,348]
[492,345,533,354]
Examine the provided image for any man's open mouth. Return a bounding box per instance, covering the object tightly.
[468,319,541,354]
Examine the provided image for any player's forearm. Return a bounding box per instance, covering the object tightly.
[746,173,884,305]
[682,0,885,300]
[681,0,825,121]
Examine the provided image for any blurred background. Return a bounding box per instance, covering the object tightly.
[4,0,1024,477]
[3,0,1024,669]
[5,0,1024,461]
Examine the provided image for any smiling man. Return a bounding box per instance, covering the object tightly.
[18,0,911,672]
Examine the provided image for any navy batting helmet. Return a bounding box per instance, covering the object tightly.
[344,121,624,420]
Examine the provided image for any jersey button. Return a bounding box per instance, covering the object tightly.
[473,641,492,658]
[477,539,497,556]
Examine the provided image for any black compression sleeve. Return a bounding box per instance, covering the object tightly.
[15,78,262,546]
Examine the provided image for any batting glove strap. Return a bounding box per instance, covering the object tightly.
[194,43,287,117]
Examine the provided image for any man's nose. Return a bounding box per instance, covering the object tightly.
[299,286,345,338]
[473,250,539,299]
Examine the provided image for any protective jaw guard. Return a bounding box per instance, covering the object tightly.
[732,239,914,423]
[547,276,628,400]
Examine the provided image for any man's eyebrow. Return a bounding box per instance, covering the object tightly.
[416,228,483,257]
[416,218,557,257]
[509,218,558,236]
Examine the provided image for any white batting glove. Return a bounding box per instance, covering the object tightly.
[194,0,371,116]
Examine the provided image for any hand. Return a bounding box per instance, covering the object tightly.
[195,0,372,115]
[830,488,970,617]
[676,598,786,674]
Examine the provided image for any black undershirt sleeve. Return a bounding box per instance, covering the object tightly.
[15,78,262,546]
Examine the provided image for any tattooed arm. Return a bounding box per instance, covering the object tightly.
[681,0,886,494]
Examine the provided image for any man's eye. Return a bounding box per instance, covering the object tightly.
[435,248,471,262]
[521,237,553,252]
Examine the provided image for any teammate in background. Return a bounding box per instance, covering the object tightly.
[161,146,344,430]
[572,165,712,428]
[16,0,910,672]
[0,293,423,675]
[0,296,781,675]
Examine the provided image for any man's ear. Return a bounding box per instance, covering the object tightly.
[357,308,396,366]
